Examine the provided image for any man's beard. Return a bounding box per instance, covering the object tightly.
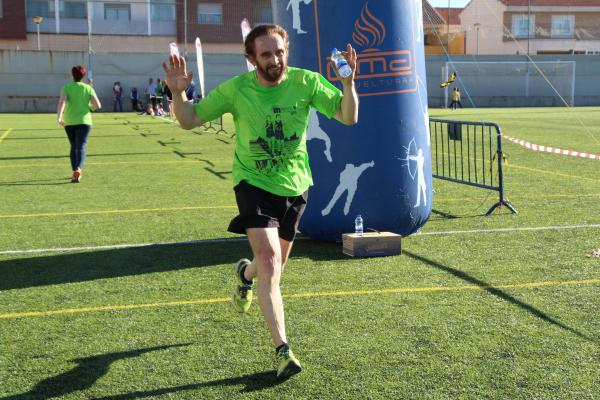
[257,62,285,83]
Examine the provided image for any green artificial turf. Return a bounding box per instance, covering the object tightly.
[0,109,598,399]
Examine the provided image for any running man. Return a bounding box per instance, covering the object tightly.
[162,24,358,378]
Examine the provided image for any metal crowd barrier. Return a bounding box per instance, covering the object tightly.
[429,118,517,215]
[202,116,230,136]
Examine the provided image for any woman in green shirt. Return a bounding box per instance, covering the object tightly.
[56,66,101,183]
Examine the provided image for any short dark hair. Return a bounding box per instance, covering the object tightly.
[244,24,289,58]
[71,65,87,82]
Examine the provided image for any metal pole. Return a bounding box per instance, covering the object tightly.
[571,61,576,106]
[87,1,93,82]
[474,22,481,55]
[184,0,188,56]
[32,16,43,50]
[527,0,531,55]
[447,0,451,52]
[87,5,92,53]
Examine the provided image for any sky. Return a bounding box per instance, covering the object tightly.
[427,0,471,7]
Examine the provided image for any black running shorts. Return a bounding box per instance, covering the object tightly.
[228,180,308,242]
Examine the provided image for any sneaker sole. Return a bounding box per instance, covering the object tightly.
[232,259,252,313]
[235,258,251,279]
[277,361,302,379]
[231,288,248,313]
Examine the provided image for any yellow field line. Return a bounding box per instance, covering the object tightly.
[0,159,232,169]
[440,193,600,203]
[0,205,236,219]
[0,128,13,144]
[508,164,600,183]
[1,278,599,320]
[433,148,599,183]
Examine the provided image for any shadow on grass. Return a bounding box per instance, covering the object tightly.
[0,178,71,186]
[403,250,595,343]
[0,239,344,291]
[426,209,489,222]
[430,209,460,219]
[1,344,190,400]
[0,152,169,162]
[91,370,288,399]
[6,134,139,140]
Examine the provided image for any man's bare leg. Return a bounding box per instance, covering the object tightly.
[245,227,287,346]
[244,236,294,280]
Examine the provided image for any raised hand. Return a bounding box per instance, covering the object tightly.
[340,43,357,84]
[162,55,193,93]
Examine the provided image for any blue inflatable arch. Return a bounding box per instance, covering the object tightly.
[273,0,432,241]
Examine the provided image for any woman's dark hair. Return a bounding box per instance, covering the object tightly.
[244,24,289,59]
[71,65,87,82]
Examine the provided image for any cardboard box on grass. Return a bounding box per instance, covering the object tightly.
[342,231,402,257]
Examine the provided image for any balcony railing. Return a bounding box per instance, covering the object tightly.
[26,18,175,36]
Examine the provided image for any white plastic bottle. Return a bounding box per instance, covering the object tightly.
[330,48,352,78]
[355,214,364,236]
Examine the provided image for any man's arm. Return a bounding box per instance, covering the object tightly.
[334,44,359,126]
[162,55,204,130]
[171,90,202,129]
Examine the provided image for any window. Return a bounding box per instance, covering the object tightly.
[26,0,55,17]
[0,0,3,18]
[104,3,130,20]
[254,0,273,24]
[512,14,534,38]
[198,3,223,24]
[551,15,574,38]
[60,1,87,19]
[152,0,175,21]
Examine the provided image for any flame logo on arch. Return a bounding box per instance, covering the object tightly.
[352,2,386,51]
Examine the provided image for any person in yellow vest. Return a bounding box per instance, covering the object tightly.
[57,66,102,183]
[450,87,462,110]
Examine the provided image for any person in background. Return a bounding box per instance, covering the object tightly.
[155,78,164,113]
[185,79,196,102]
[450,87,462,110]
[163,24,358,379]
[162,82,172,117]
[113,81,123,112]
[145,103,155,116]
[56,65,102,183]
[146,78,157,111]
[130,87,141,112]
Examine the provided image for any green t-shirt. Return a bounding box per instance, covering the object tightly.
[61,82,96,126]
[194,67,343,196]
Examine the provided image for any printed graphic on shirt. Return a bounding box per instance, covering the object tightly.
[249,110,301,175]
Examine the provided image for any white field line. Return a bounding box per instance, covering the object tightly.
[1,224,599,255]
[417,224,600,236]
[155,115,177,124]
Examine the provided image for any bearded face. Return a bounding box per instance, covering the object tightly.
[250,33,288,85]
[256,57,286,83]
